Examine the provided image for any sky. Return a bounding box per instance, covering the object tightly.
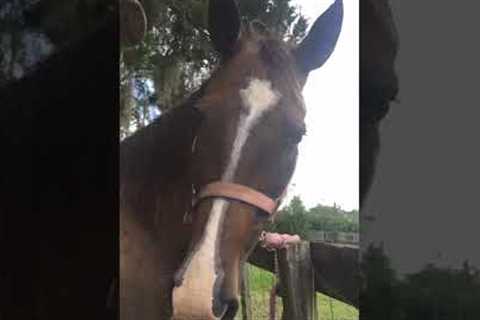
[285,0,359,211]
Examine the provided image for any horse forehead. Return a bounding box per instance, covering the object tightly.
[236,77,306,124]
[239,78,280,113]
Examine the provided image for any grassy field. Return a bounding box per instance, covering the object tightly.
[235,264,358,320]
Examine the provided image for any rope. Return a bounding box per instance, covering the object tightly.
[259,231,301,320]
[269,249,279,320]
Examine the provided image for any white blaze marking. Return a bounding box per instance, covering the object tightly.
[172,199,229,319]
[224,78,280,180]
[173,78,280,318]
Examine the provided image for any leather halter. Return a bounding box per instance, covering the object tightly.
[193,181,280,215]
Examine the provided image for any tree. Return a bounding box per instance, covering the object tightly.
[0,0,115,85]
[309,204,359,233]
[360,243,399,320]
[265,195,359,239]
[0,0,52,84]
[267,196,312,239]
[359,245,480,320]
[399,262,480,320]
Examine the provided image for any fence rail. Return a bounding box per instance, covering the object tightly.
[309,231,359,244]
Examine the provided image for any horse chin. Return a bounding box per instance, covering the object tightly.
[171,281,240,319]
[171,285,240,319]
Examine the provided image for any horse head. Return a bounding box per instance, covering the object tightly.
[171,0,344,318]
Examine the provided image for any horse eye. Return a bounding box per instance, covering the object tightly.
[286,125,306,145]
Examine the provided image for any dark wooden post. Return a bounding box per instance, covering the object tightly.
[240,264,252,320]
[278,241,315,320]
[248,242,359,307]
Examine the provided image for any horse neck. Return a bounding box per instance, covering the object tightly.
[120,105,202,232]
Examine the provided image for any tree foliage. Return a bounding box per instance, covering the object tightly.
[0,0,53,84]
[360,244,399,319]
[266,196,312,239]
[360,244,480,320]
[266,196,359,239]
[0,0,114,85]
[309,202,359,233]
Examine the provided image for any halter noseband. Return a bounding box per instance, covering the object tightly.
[188,135,285,219]
[193,181,282,215]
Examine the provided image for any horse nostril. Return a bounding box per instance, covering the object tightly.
[212,298,228,318]
[222,298,239,320]
[212,295,239,319]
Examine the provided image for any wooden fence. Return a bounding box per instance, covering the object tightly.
[309,231,359,244]
[242,241,359,320]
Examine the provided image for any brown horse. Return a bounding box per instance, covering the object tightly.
[120,0,344,319]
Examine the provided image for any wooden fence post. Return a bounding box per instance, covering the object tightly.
[278,241,315,320]
[248,242,359,307]
[240,264,252,320]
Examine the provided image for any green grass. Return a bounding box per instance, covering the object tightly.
[235,264,358,320]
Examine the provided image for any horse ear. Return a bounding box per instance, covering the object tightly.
[294,0,343,74]
[208,0,241,56]
[120,0,147,47]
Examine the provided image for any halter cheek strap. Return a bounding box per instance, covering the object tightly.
[193,181,282,215]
